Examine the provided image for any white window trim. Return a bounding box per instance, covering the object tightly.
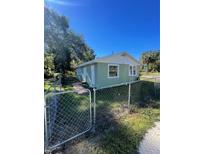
[129,65,137,76]
[108,64,119,78]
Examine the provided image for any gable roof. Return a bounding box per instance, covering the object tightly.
[77,52,140,68]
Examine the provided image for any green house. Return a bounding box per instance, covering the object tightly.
[76,52,140,89]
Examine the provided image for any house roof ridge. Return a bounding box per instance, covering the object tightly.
[77,51,138,68]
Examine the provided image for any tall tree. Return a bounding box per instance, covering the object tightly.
[44,7,95,81]
[141,50,160,72]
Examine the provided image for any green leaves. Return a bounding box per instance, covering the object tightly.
[44,7,95,80]
[141,50,160,72]
[44,53,55,78]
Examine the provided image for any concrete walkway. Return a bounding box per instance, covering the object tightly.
[139,122,160,154]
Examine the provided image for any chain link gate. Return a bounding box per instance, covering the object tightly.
[44,89,92,151]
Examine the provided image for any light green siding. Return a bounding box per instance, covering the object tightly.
[95,63,138,88]
[86,65,92,85]
[76,64,97,87]
[77,62,139,88]
[76,67,82,80]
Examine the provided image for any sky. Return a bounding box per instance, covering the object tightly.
[45,0,160,59]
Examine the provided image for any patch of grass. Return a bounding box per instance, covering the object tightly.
[140,72,160,76]
[140,77,160,83]
[139,71,160,83]
[92,108,160,154]
[62,85,74,91]
[44,81,73,93]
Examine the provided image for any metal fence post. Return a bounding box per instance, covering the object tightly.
[59,76,62,92]
[93,88,96,125]
[154,77,156,98]
[44,103,48,151]
[88,90,92,129]
[128,83,131,110]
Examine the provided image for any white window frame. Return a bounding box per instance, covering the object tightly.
[108,64,119,78]
[129,65,137,76]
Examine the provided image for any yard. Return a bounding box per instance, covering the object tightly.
[91,83,159,154]
[62,106,159,154]
[45,79,160,154]
[140,72,160,76]
[95,108,159,154]
[44,72,161,151]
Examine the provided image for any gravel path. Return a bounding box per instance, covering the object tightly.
[139,122,160,154]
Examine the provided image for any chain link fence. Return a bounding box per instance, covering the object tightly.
[93,84,129,130]
[93,78,160,121]
[94,78,159,106]
[130,77,160,108]
[44,90,92,151]
[44,77,160,152]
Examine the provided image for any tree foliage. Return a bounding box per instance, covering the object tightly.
[140,50,160,72]
[44,7,95,80]
[44,53,55,78]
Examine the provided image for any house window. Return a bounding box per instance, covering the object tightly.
[108,64,119,78]
[129,65,137,76]
[133,66,136,75]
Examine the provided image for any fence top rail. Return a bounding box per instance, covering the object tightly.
[95,80,141,91]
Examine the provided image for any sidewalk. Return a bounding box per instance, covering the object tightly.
[139,122,160,154]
